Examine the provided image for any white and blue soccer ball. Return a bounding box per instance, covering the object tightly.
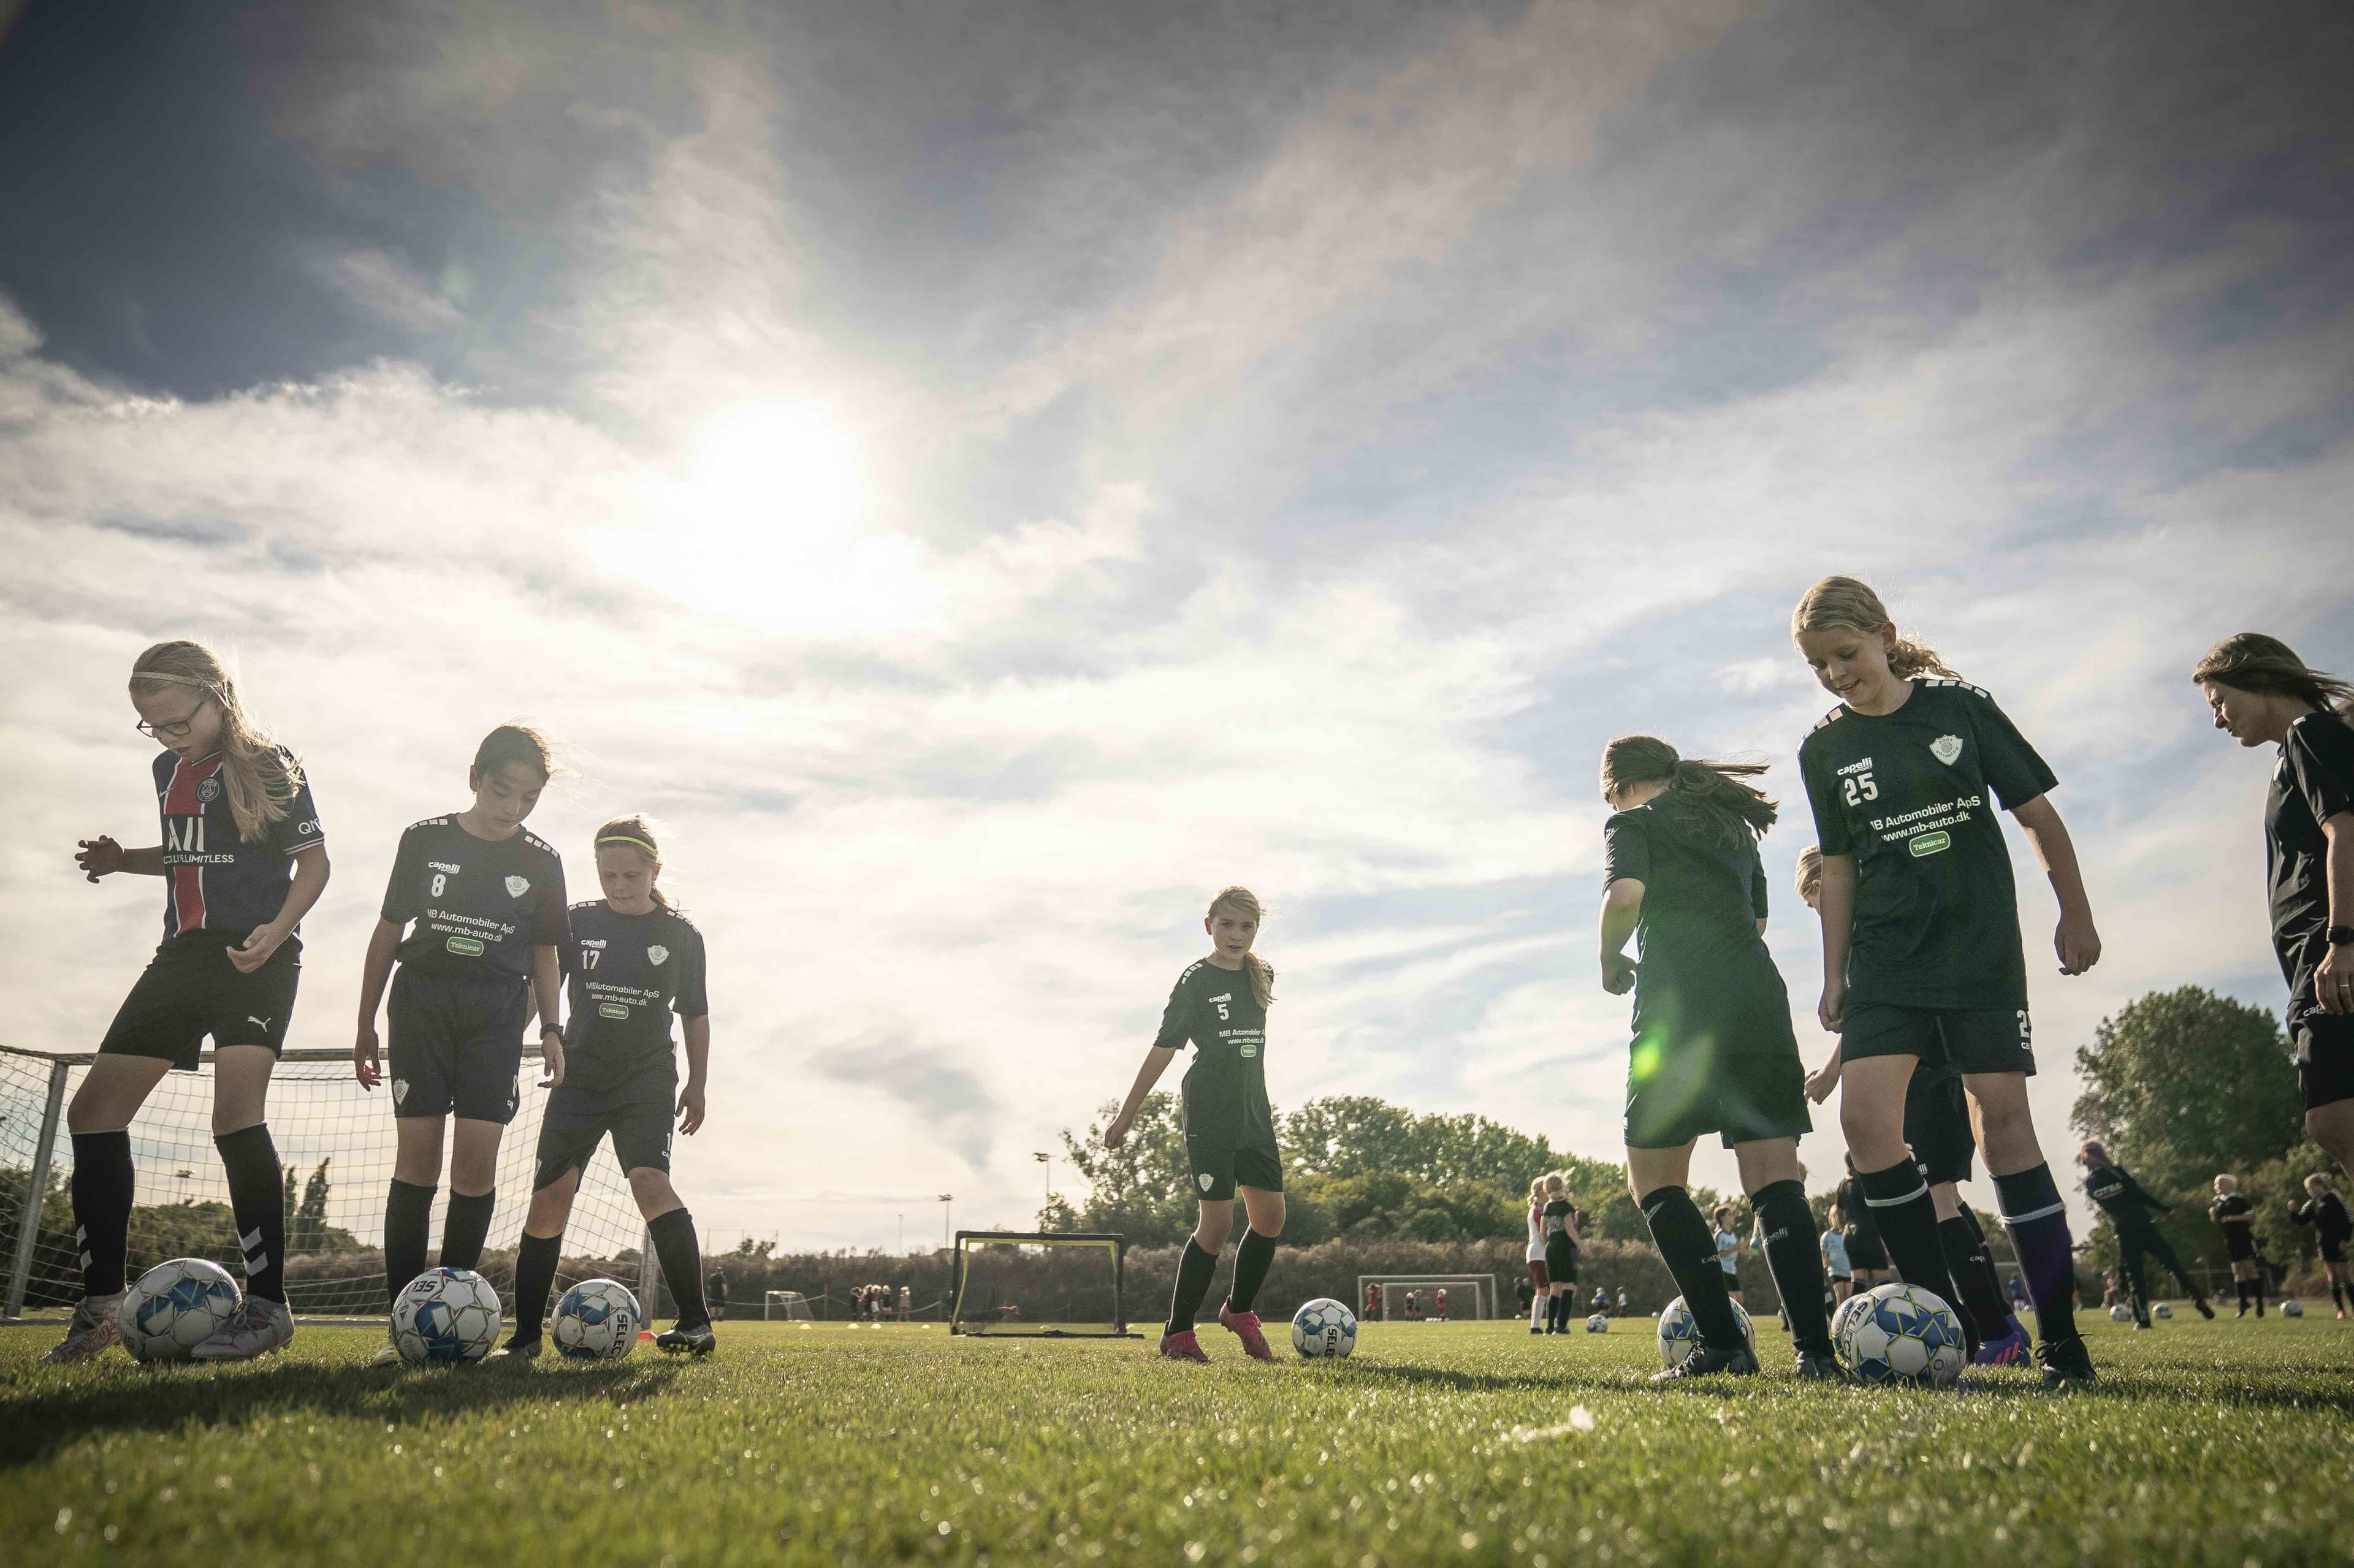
[392,1267,503,1364]
[1586,1314,1610,1333]
[2280,1297,2306,1318]
[2152,1302,2174,1319]
[118,1257,243,1363]
[1656,1295,1755,1369]
[1291,1297,1357,1358]
[1831,1288,1875,1350]
[552,1277,642,1360]
[1837,1282,1965,1388]
[2108,1303,2134,1322]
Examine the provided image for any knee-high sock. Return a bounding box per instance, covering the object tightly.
[215,1124,287,1304]
[2115,1237,2150,1319]
[2146,1231,2200,1298]
[1529,1285,1545,1328]
[384,1179,436,1305]
[1225,1228,1277,1315]
[1994,1163,2079,1345]
[1958,1208,2012,1320]
[1754,1181,1832,1357]
[1548,1292,1566,1332]
[2334,1279,2345,1312]
[1641,1186,1745,1351]
[69,1130,135,1298]
[1859,1159,1960,1310]
[1165,1238,1219,1335]
[649,1208,709,1326]
[511,1231,561,1339]
[440,1189,496,1270]
[1939,1213,2011,1339]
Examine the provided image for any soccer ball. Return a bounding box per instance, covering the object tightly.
[118,1258,242,1363]
[1291,1297,1357,1358]
[552,1278,642,1360]
[2280,1298,2306,1318]
[1837,1282,1965,1388]
[1831,1289,1875,1350]
[1656,1295,1755,1369]
[1586,1314,1610,1333]
[2152,1302,2174,1319]
[2109,1303,2134,1322]
[392,1267,503,1364]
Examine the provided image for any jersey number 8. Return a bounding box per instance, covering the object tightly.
[1842,772,1879,806]
[430,873,447,896]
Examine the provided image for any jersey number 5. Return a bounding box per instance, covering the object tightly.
[1214,1000,1230,1020]
[1842,772,1879,806]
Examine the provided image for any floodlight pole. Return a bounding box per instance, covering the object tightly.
[939,1194,952,1249]
[1034,1151,1051,1200]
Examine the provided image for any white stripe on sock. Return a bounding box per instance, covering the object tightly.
[1864,1183,1927,1208]
[2000,1201,2067,1225]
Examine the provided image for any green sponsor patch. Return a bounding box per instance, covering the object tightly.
[1908,831,1952,858]
[444,935,485,957]
[598,1002,631,1019]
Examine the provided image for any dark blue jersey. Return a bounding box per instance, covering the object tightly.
[153,747,324,947]
[380,816,568,982]
[562,901,709,1090]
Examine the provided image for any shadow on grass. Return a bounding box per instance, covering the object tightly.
[0,1354,683,1469]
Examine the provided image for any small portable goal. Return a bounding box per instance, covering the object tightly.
[1357,1274,1498,1322]
[763,1290,813,1322]
[949,1230,1137,1337]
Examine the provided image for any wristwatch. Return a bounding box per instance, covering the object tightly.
[2329,925,2354,947]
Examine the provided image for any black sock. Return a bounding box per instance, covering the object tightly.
[512,1232,561,1339]
[69,1131,135,1298]
[1166,1239,1219,1336]
[1938,1214,2008,1342]
[2334,1281,2345,1312]
[1754,1181,1833,1357]
[1225,1227,1277,1315]
[1640,1186,1746,1351]
[384,1178,436,1306]
[1859,1160,1961,1311]
[440,1189,496,1271]
[2255,1279,2266,1316]
[1544,1293,1561,1331]
[649,1208,709,1327]
[1959,1209,2013,1325]
[1994,1163,2078,1346]
[213,1124,286,1304]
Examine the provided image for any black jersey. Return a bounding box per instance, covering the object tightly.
[2293,1191,2353,1247]
[2083,1162,2169,1234]
[1799,680,2059,1011]
[1837,1172,1883,1249]
[2267,711,2354,1022]
[2209,1192,2254,1231]
[1152,958,1274,1150]
[1541,1198,1575,1242]
[563,901,709,1090]
[153,748,325,946]
[380,816,568,981]
[1602,799,1788,1029]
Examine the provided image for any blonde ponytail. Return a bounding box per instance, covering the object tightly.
[1206,885,1275,1008]
[129,641,300,843]
[1791,575,1962,682]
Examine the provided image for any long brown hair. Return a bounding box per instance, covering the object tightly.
[1791,575,1962,682]
[129,641,303,843]
[474,723,557,781]
[1599,735,1777,845]
[595,813,679,912]
[1208,886,1275,1009]
[2192,633,2354,718]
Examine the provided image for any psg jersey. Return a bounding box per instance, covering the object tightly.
[380,816,569,981]
[153,747,325,946]
[562,900,709,1090]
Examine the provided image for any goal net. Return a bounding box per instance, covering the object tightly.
[1358,1274,1496,1322]
[2,1042,649,1319]
[764,1290,813,1322]
[949,1230,1134,1337]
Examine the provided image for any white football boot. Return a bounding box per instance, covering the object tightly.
[41,1293,126,1364]
[191,1297,295,1361]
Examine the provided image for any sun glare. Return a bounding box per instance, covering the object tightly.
[691,402,863,537]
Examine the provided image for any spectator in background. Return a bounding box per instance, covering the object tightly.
[707,1268,728,1322]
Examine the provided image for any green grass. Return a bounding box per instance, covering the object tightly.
[6,1314,2353,1566]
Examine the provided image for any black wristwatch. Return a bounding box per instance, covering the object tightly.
[2329,925,2354,947]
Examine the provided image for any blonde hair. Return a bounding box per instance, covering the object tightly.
[129,641,303,844]
[1207,886,1276,1010]
[1527,1176,1547,1204]
[1794,846,1823,908]
[2214,1173,2238,1192]
[1542,1173,1566,1198]
[1791,576,1962,682]
[595,813,678,913]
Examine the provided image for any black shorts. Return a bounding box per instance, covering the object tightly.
[387,970,527,1124]
[2223,1230,2258,1263]
[1185,1140,1281,1202]
[534,1073,676,1190]
[1545,1240,1578,1281]
[1904,1069,1976,1187]
[2320,1238,2347,1265]
[1841,1003,2036,1078]
[2295,1012,2354,1111]
[1622,1024,1811,1152]
[1845,1229,1891,1271]
[99,936,299,1071]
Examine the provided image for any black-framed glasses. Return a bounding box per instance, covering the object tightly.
[135,693,211,739]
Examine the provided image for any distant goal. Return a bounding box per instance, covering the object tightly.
[949,1231,1138,1337]
[763,1290,814,1322]
[1357,1274,1496,1322]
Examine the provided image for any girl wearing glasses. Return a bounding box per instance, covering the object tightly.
[45,641,330,1364]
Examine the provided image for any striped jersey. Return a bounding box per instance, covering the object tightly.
[153,747,324,945]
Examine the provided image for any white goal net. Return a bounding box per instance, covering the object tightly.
[2,1042,650,1319]
[950,1231,1133,1336]
[1358,1274,1496,1322]
[764,1290,813,1321]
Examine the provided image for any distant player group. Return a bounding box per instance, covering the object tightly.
[1103,576,2354,1389]
[46,642,719,1365]
[38,571,2354,1391]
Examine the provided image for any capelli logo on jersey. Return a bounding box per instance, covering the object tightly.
[505,875,531,898]
[1836,756,1875,777]
[1930,735,1965,766]
[428,861,461,875]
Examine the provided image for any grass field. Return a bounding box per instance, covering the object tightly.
[6,1313,2353,1566]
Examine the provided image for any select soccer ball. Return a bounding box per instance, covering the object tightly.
[1586,1314,1610,1333]
[118,1258,242,1363]
[392,1267,503,1364]
[1291,1297,1357,1358]
[1656,1295,1755,1369]
[2152,1302,2174,1319]
[552,1278,642,1360]
[1831,1289,1875,1350]
[2280,1298,2306,1318]
[1838,1282,1965,1388]
[2109,1303,2134,1322]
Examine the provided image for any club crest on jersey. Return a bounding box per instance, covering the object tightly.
[1930,735,1964,765]
[647,945,670,966]
[197,776,223,803]
[505,875,531,898]
[1197,1173,1216,1192]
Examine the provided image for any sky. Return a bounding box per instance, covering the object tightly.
[1,0,2350,1252]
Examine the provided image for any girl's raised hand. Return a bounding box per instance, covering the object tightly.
[354,1024,381,1089]
[75,835,124,882]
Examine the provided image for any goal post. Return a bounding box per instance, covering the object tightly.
[949,1230,1138,1338]
[763,1290,813,1322]
[1,1041,649,1320]
[1357,1274,1498,1322]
